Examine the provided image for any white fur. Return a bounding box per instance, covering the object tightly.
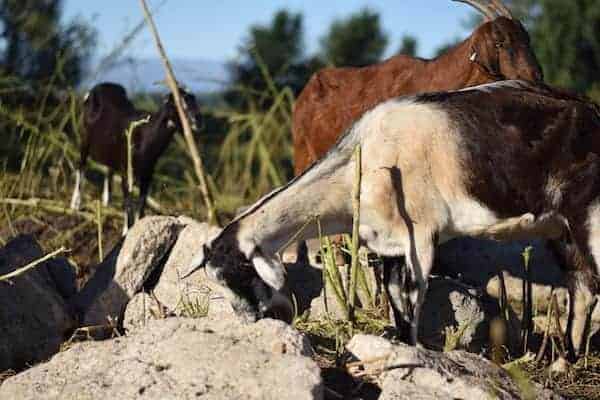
[587,202,600,276]
[102,175,111,206]
[70,169,82,210]
[251,256,286,291]
[122,211,129,236]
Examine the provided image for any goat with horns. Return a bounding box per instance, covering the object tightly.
[186,81,600,360]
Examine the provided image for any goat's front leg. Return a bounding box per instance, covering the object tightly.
[102,170,113,206]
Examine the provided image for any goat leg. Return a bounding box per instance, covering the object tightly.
[382,256,411,342]
[70,169,84,210]
[102,170,113,207]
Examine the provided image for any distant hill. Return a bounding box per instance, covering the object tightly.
[84,57,230,94]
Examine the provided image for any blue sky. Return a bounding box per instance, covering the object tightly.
[63,0,475,62]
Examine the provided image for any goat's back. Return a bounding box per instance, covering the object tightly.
[81,83,140,170]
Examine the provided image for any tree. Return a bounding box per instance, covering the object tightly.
[433,39,461,58]
[227,9,319,103]
[0,0,96,88]
[320,8,388,67]
[397,35,418,57]
[527,0,600,97]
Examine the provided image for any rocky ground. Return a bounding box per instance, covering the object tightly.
[0,215,595,399]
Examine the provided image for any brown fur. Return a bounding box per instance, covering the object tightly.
[292,16,543,175]
[76,82,199,221]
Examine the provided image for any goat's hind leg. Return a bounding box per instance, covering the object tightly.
[404,231,435,346]
[566,263,596,360]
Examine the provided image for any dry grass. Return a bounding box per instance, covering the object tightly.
[523,352,600,399]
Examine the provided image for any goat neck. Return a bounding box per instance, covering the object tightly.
[424,36,495,89]
[232,142,357,257]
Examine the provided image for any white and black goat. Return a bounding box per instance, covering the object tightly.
[70,82,199,230]
[185,80,600,359]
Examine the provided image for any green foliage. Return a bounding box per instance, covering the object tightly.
[226,9,321,106]
[0,0,96,88]
[527,0,600,98]
[398,35,419,57]
[433,38,461,58]
[320,8,388,67]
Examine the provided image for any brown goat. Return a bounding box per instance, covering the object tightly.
[292,0,543,175]
[70,82,199,231]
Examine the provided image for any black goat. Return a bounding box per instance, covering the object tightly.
[70,82,199,231]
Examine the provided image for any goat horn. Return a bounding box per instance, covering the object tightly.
[452,0,495,22]
[489,0,514,19]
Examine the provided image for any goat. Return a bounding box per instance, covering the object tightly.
[70,82,199,230]
[185,80,600,360]
[292,0,543,175]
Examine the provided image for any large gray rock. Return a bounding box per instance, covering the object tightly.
[0,317,322,400]
[418,277,488,352]
[123,219,237,330]
[346,335,562,400]
[151,219,224,315]
[301,265,489,352]
[0,235,76,371]
[73,216,183,326]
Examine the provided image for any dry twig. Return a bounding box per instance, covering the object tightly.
[139,0,218,225]
[0,246,68,282]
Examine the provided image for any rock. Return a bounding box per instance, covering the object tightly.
[150,219,225,318]
[305,271,489,352]
[0,235,76,371]
[345,334,563,400]
[347,334,394,361]
[419,277,488,352]
[345,336,561,400]
[122,292,157,331]
[0,317,322,400]
[549,357,570,375]
[73,216,183,326]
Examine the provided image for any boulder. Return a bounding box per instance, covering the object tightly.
[303,266,490,352]
[345,334,563,400]
[72,216,183,326]
[150,219,224,316]
[0,317,322,400]
[0,235,76,371]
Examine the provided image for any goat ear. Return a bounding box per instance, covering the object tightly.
[251,252,286,291]
[181,244,210,279]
